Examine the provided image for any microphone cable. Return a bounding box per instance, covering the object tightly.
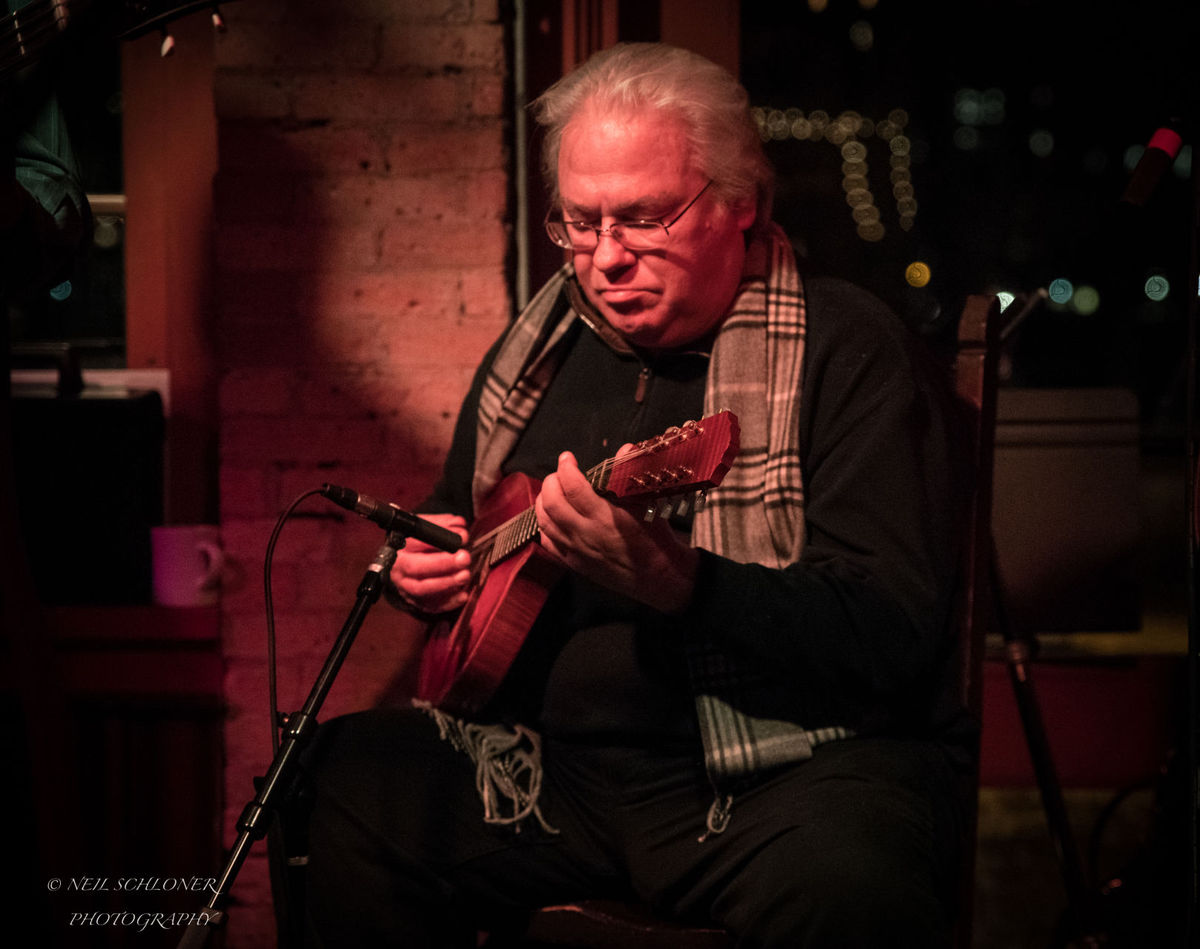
[263,489,324,754]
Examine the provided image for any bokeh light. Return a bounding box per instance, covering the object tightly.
[1029,130,1055,158]
[1048,278,1074,304]
[905,261,932,287]
[1144,275,1170,302]
[849,21,874,52]
[750,105,918,241]
[954,127,980,151]
[1072,285,1100,315]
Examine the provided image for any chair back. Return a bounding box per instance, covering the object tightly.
[950,294,1002,727]
[947,293,1003,947]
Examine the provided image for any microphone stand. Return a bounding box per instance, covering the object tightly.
[174,529,408,949]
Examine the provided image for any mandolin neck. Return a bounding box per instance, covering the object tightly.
[470,411,738,569]
[478,460,612,567]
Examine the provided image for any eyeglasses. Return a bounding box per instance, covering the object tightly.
[545,180,714,252]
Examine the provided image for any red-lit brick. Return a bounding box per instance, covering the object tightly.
[214,3,509,943]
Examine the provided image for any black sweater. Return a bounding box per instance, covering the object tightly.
[423,275,968,753]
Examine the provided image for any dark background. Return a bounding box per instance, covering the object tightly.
[741,0,1197,450]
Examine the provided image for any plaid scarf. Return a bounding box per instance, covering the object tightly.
[445,225,852,835]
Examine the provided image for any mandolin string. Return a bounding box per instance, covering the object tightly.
[470,440,665,564]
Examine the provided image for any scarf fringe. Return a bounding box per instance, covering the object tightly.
[415,700,559,835]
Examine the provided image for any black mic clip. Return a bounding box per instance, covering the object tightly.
[319,484,463,552]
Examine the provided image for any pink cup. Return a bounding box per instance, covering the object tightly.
[150,525,226,607]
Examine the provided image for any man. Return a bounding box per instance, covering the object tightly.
[301,43,970,948]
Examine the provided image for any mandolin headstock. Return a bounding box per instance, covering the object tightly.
[598,410,740,508]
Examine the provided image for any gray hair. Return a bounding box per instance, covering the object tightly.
[531,43,774,234]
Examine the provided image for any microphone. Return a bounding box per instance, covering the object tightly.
[1121,122,1184,207]
[320,484,464,552]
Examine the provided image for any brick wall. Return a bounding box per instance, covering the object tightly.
[212,1,511,942]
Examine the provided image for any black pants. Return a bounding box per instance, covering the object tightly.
[294,707,966,948]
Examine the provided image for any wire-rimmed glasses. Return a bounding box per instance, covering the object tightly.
[545,180,714,252]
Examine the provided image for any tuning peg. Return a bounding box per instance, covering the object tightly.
[641,499,673,522]
[160,27,176,57]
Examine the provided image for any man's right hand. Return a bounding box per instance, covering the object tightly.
[388,514,471,615]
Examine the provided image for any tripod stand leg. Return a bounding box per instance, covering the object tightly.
[994,559,1105,947]
[1002,639,1104,947]
[268,770,314,949]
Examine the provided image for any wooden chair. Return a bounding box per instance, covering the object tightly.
[514,294,1004,949]
[514,900,732,948]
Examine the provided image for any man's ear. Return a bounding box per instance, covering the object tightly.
[732,196,758,233]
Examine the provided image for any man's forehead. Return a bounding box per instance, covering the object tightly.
[559,106,694,167]
[556,108,701,209]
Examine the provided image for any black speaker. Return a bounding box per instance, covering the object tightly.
[10,382,164,605]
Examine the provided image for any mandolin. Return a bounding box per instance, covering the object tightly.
[416,410,740,715]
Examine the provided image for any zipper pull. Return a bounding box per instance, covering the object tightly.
[634,366,651,403]
[698,792,734,842]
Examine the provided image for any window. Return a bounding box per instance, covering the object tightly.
[8,28,126,368]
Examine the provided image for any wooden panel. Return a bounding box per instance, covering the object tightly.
[121,16,219,524]
[2,605,223,948]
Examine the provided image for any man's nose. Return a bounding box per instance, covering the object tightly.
[590,230,635,272]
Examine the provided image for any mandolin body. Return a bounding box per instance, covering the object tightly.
[416,472,563,715]
[414,411,739,716]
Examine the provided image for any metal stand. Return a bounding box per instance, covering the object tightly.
[994,573,1106,948]
[174,530,406,948]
